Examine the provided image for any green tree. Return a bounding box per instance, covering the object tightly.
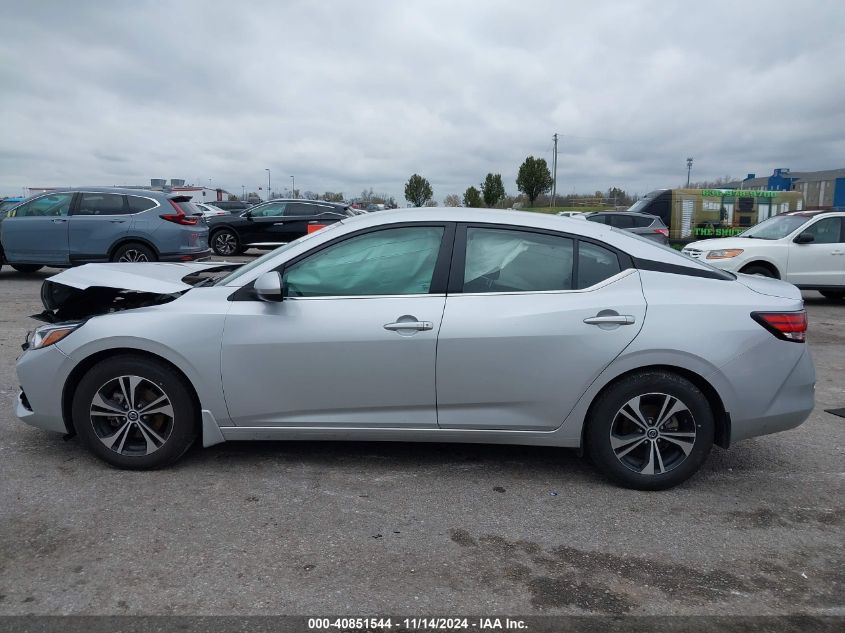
[481,173,506,207]
[443,193,462,207]
[516,156,553,206]
[404,174,433,207]
[463,186,483,208]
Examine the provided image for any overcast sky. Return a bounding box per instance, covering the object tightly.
[1,0,843,202]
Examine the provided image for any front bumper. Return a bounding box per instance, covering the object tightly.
[15,344,73,434]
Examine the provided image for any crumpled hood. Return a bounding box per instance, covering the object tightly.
[38,261,238,322]
[45,262,234,293]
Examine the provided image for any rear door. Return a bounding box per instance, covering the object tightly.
[68,192,133,262]
[0,192,74,264]
[435,225,646,430]
[786,216,845,286]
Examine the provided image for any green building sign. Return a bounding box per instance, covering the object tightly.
[700,189,778,198]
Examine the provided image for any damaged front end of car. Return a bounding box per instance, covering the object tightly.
[33,261,240,323]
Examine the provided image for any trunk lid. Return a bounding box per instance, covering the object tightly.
[734,272,802,301]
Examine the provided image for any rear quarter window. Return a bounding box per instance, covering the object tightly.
[127,196,158,213]
[578,241,621,288]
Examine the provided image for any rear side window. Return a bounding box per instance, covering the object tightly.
[578,242,622,288]
[287,203,319,217]
[631,215,655,228]
[463,228,574,293]
[76,193,127,215]
[608,215,634,228]
[128,196,158,213]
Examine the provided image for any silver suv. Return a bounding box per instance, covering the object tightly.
[0,188,210,272]
[585,211,670,244]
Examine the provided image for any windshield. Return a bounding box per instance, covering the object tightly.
[214,222,344,286]
[740,215,810,240]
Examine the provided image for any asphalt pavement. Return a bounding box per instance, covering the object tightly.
[0,260,842,616]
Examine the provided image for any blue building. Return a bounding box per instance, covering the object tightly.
[737,168,845,209]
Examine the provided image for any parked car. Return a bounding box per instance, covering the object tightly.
[0,188,210,272]
[210,200,253,214]
[584,211,669,244]
[207,199,354,256]
[682,211,845,300]
[0,197,25,216]
[15,208,814,489]
[194,202,228,218]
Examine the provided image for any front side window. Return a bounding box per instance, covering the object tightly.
[251,202,287,217]
[11,192,73,217]
[283,226,444,297]
[76,193,127,215]
[586,214,608,225]
[463,228,574,293]
[802,217,842,244]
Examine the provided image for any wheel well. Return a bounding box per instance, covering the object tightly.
[739,260,780,279]
[61,348,202,436]
[108,237,160,261]
[581,364,731,451]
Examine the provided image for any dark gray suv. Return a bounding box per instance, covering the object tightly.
[0,188,210,272]
[585,211,670,244]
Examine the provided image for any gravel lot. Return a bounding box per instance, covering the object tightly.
[0,259,842,616]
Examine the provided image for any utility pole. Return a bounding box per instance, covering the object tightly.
[291,176,295,199]
[551,133,558,207]
[686,157,694,187]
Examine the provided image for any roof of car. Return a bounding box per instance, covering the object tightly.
[785,210,845,217]
[257,198,348,207]
[33,187,173,197]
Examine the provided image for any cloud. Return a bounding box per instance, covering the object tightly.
[0,0,843,201]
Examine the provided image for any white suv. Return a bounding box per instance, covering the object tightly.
[683,211,845,300]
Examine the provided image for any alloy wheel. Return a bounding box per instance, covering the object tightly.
[213,232,237,255]
[89,375,175,456]
[118,249,150,262]
[609,392,697,475]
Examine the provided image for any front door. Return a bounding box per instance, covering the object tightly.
[241,202,288,245]
[221,224,450,427]
[0,192,74,265]
[786,217,844,287]
[436,226,647,430]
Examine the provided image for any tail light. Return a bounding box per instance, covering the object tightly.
[307,224,327,234]
[751,311,807,342]
[654,228,669,236]
[160,200,199,225]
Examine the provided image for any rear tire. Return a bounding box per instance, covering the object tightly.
[740,264,776,278]
[72,355,198,469]
[587,371,715,490]
[112,242,157,263]
[210,229,241,256]
[11,264,44,273]
[819,291,844,301]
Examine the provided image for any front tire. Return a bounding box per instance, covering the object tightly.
[112,242,157,263]
[587,371,715,490]
[11,264,44,273]
[72,355,198,469]
[210,229,241,256]
[819,290,844,301]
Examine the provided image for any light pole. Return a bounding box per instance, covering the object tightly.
[291,176,295,199]
[686,157,694,187]
[265,168,271,201]
[241,185,246,200]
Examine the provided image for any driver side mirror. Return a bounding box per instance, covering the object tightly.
[794,232,815,244]
[243,209,253,219]
[254,271,284,301]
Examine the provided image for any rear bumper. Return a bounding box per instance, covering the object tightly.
[160,249,212,262]
[724,344,815,443]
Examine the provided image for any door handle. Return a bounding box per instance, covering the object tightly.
[51,218,68,223]
[384,321,433,331]
[109,219,127,223]
[584,315,635,325]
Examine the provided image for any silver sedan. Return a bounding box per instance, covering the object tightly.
[14,208,815,489]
